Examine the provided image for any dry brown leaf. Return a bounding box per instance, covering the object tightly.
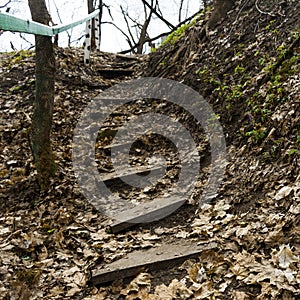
[232,290,251,300]
[274,245,299,269]
[154,284,173,299]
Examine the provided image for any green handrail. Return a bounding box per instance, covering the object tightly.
[0,9,100,36]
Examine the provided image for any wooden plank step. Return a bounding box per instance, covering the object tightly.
[97,68,134,78]
[102,140,137,150]
[101,141,149,155]
[109,195,186,233]
[116,53,142,61]
[101,165,164,183]
[91,241,218,285]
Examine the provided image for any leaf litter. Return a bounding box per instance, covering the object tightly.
[0,0,300,298]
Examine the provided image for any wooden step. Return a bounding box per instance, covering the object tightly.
[116,53,142,61]
[108,194,186,233]
[91,240,218,285]
[97,68,134,78]
[101,165,165,184]
[101,140,139,151]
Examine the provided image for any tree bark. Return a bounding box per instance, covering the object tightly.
[136,1,153,54]
[28,0,56,188]
[206,0,234,31]
[87,0,96,49]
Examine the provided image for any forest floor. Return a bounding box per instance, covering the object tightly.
[0,0,300,299]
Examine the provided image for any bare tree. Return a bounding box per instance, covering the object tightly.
[140,0,174,30]
[87,0,99,49]
[120,2,155,54]
[28,0,56,188]
[137,0,156,53]
[119,1,203,54]
[119,0,170,54]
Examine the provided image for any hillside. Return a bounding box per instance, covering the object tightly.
[0,0,299,299]
[142,0,300,298]
[145,1,300,197]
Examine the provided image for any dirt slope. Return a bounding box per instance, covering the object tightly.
[140,0,300,298]
[144,0,299,214]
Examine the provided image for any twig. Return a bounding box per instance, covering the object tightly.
[19,33,35,48]
[178,0,184,23]
[255,0,276,17]
[120,5,137,49]
[102,21,135,50]
[0,0,11,9]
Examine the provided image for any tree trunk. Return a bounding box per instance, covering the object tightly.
[28,0,56,188]
[87,0,96,50]
[206,0,234,31]
[136,2,153,54]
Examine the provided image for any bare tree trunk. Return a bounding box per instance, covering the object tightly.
[87,0,96,49]
[120,0,158,54]
[28,0,56,188]
[206,0,234,31]
[98,0,103,50]
[136,0,154,54]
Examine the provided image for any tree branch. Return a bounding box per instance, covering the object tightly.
[119,9,201,54]
[120,5,137,51]
[178,0,185,23]
[140,0,175,29]
[0,0,11,9]
[19,33,34,49]
[102,21,135,50]
[255,0,276,17]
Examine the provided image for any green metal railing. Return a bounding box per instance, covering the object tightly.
[0,10,100,36]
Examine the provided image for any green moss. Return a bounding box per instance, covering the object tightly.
[2,50,34,68]
[159,60,167,66]
[161,23,190,46]
[9,85,22,93]
[196,66,210,83]
[197,29,299,150]
[160,13,202,47]
[47,228,56,234]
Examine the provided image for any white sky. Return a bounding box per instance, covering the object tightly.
[0,0,202,53]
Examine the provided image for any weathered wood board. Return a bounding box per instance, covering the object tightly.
[109,196,186,233]
[99,164,182,232]
[92,241,218,285]
[116,54,141,61]
[101,165,164,183]
[97,68,134,78]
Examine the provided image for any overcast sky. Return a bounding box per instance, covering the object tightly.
[0,0,202,53]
